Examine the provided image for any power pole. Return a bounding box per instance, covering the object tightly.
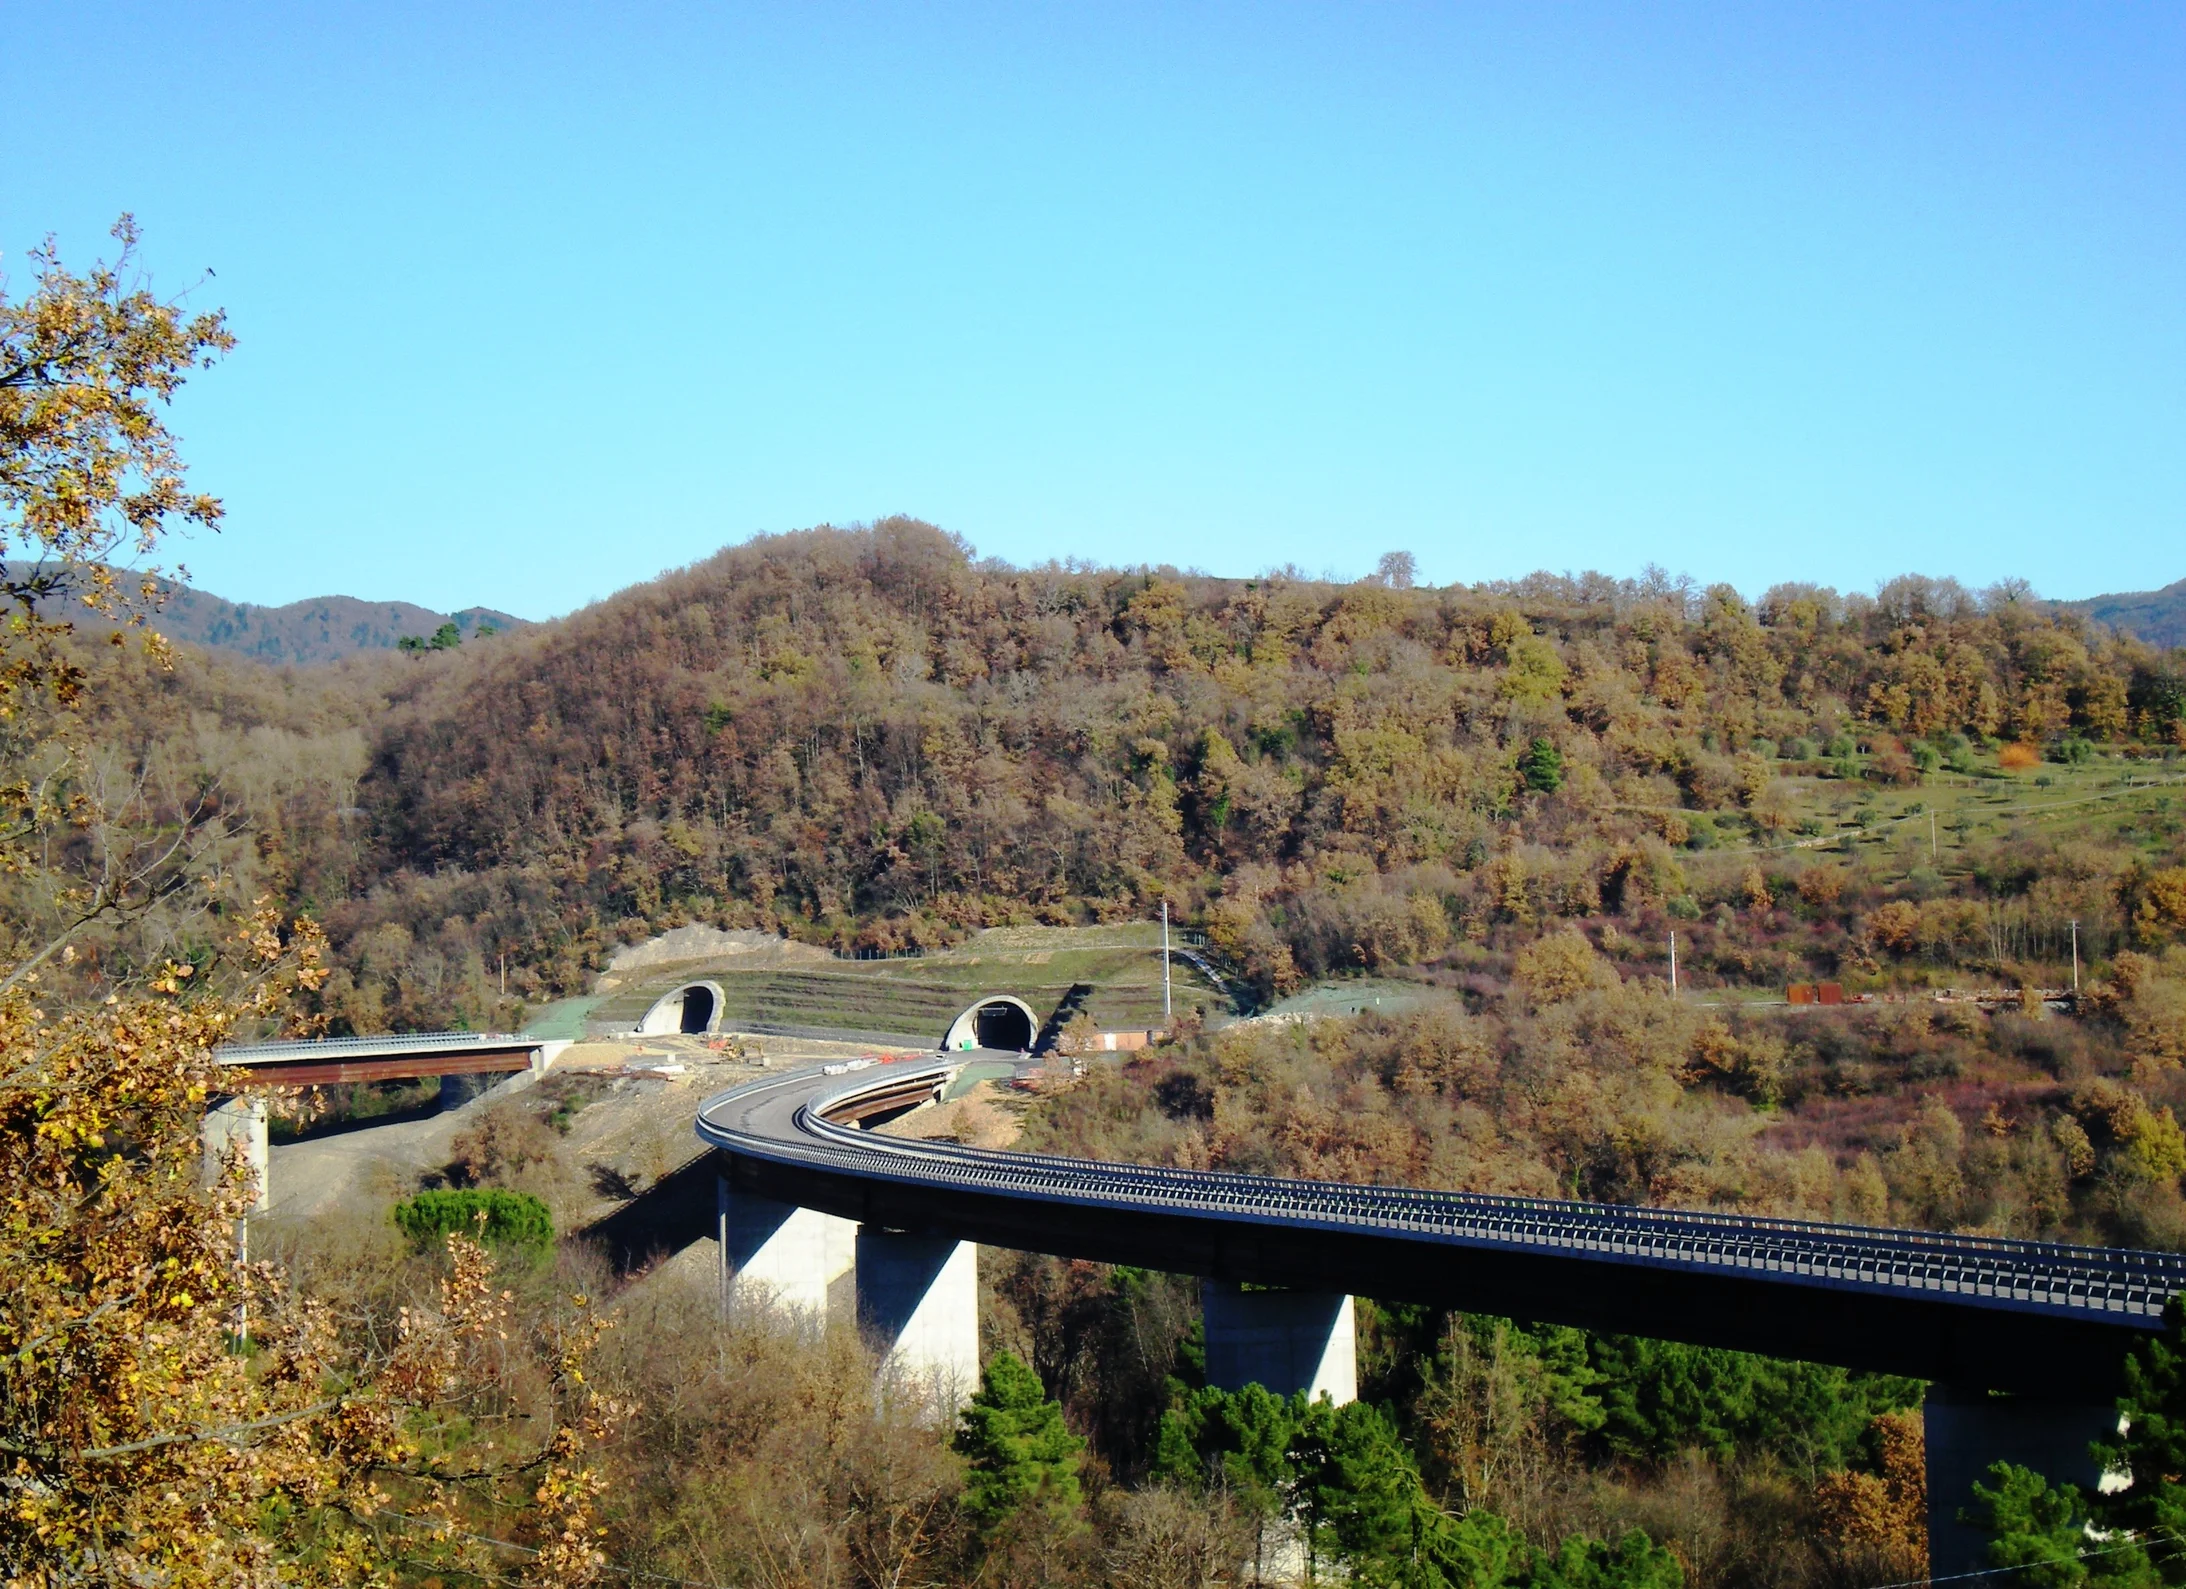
[1161,901,1173,1022]
[2070,919,2080,997]
[1669,931,1678,998]
[1930,810,1939,865]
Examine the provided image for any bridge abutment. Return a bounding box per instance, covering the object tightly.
[201,1095,270,1213]
[857,1228,980,1413]
[715,1178,855,1321]
[1202,1282,1357,1405]
[1925,1385,2122,1578]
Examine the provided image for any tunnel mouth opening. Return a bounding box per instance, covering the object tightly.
[973,1001,1034,1052]
[638,981,724,1037]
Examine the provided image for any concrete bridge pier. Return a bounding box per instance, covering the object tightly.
[1925,1386,2123,1578]
[1202,1282,1357,1405]
[857,1228,981,1414]
[201,1095,271,1213]
[715,1179,855,1322]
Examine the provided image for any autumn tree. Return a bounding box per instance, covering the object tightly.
[1,215,229,700]
[0,219,619,1587]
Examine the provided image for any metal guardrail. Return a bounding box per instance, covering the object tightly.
[696,1061,2186,1327]
[221,1032,542,1064]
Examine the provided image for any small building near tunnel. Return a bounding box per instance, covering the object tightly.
[637,981,725,1036]
[941,995,1038,1053]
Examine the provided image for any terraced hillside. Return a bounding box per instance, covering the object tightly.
[583,924,1227,1043]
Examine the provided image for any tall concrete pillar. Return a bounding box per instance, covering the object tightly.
[201,1094,270,1214]
[1202,1282,1357,1406]
[1926,1385,2123,1578]
[857,1228,980,1413]
[716,1178,855,1321]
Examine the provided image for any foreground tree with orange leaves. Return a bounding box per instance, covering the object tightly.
[0,220,621,1586]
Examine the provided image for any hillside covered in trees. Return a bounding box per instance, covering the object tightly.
[30,516,2186,1589]
[62,517,2185,1031]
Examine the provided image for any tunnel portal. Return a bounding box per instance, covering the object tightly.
[638,981,725,1037]
[941,995,1039,1053]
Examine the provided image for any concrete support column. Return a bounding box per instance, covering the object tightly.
[716,1178,855,1322]
[1202,1282,1357,1406]
[857,1228,980,1413]
[1926,1386,2122,1579]
[201,1095,270,1214]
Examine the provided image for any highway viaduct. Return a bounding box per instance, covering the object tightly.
[699,1052,2186,1577]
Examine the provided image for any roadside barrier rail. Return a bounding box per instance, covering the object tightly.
[697,1060,2186,1326]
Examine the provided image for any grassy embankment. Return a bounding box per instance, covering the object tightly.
[579,923,1228,1042]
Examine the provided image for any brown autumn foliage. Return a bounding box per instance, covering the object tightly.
[1810,1413,1926,1586]
[1023,933,2186,1247]
[27,517,2176,1037]
[0,220,624,1587]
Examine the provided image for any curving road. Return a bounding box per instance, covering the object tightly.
[697,1054,2186,1394]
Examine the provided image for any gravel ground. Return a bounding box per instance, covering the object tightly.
[264,1030,943,1233]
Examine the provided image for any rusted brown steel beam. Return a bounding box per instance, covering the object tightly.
[226,1051,535,1087]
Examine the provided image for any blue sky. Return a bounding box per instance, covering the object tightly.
[7,2,2180,619]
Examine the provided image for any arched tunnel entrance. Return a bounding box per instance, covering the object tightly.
[941,995,1038,1053]
[638,981,724,1037]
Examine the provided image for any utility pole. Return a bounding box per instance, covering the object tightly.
[1669,931,1678,998]
[2070,919,2080,997]
[1930,810,1939,865]
[1161,901,1173,1022]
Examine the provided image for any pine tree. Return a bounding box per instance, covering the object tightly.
[1521,737,1565,794]
[2092,1295,2186,1584]
[953,1351,1086,1539]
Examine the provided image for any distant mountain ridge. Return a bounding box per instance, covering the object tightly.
[2060,577,2186,650]
[147,587,527,665]
[14,564,528,665]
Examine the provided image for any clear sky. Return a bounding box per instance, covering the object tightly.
[7,2,2181,619]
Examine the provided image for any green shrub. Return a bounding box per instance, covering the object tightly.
[393,1188,554,1256]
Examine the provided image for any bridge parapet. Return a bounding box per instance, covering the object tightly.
[218,1032,566,1088]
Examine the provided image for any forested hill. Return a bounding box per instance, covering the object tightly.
[52,515,2186,1242]
[273,516,2186,1027]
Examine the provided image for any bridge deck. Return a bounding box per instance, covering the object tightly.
[698,1056,2186,1394]
[220,1033,543,1087]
